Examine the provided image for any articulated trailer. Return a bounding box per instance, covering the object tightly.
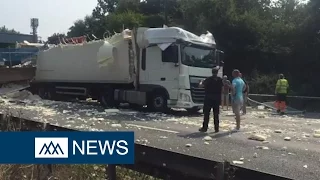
[30,27,224,112]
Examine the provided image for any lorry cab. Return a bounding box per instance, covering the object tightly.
[135,27,224,112]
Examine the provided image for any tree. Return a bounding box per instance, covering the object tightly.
[0,26,19,34]
[47,33,66,44]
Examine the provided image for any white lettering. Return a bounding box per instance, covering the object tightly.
[116,140,128,155]
[98,140,107,155]
[87,140,97,155]
[73,140,85,155]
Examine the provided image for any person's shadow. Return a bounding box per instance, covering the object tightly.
[178,130,239,139]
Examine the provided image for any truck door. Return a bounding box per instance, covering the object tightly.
[140,44,180,101]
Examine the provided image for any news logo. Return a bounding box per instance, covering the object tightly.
[0,132,134,164]
[34,138,68,158]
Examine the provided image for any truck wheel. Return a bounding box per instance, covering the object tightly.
[148,93,168,112]
[100,91,119,108]
[186,107,201,114]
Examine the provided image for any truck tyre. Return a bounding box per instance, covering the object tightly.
[100,89,119,108]
[148,93,168,112]
[186,107,201,114]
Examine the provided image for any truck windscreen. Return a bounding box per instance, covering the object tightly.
[181,45,217,68]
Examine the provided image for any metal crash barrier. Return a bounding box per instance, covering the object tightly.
[0,114,293,180]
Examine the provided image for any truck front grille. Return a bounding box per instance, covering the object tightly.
[189,76,206,104]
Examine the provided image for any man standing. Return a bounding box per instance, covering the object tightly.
[239,73,249,115]
[221,75,231,110]
[274,74,289,115]
[231,69,246,130]
[199,67,223,133]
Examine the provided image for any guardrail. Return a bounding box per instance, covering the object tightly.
[248,93,320,112]
[0,114,293,180]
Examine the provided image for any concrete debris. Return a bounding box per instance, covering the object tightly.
[240,157,244,161]
[204,142,210,145]
[253,153,258,158]
[185,143,192,147]
[303,165,308,169]
[284,137,291,141]
[257,105,265,110]
[313,130,320,138]
[262,141,270,144]
[111,124,122,128]
[233,160,244,165]
[203,136,213,141]
[274,130,282,133]
[160,136,168,139]
[104,109,120,113]
[63,110,72,114]
[288,152,295,155]
[248,134,267,141]
[256,146,269,150]
[303,134,311,138]
[281,147,287,151]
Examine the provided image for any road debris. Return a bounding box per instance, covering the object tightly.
[303,165,308,168]
[160,136,168,139]
[313,130,320,138]
[256,146,269,150]
[203,136,213,141]
[281,147,287,151]
[253,153,258,158]
[204,142,210,145]
[248,134,267,141]
[284,137,291,141]
[233,160,244,165]
[274,130,282,133]
[240,157,244,161]
[185,143,192,147]
[111,123,122,128]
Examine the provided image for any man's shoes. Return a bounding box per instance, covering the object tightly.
[199,127,207,132]
[214,129,219,133]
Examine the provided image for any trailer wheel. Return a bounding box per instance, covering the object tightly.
[148,93,168,112]
[100,90,119,108]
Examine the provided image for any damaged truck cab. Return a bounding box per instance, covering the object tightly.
[31,26,224,113]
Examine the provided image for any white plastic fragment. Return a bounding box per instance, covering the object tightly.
[284,137,291,141]
[111,124,122,128]
[274,130,282,133]
[203,136,213,141]
[248,134,267,141]
[185,143,192,147]
[233,161,244,165]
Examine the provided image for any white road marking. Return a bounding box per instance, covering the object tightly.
[126,124,179,134]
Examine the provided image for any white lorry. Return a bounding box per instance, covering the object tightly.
[30,26,224,112]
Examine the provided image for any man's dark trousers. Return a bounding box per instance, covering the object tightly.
[202,98,220,131]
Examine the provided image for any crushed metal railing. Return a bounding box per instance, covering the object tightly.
[0,114,293,180]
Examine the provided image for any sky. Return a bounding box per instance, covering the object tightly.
[0,0,97,41]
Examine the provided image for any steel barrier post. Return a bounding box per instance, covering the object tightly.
[106,165,117,180]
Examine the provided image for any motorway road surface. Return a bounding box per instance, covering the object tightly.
[1,96,320,180]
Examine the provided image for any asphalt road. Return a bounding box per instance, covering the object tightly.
[1,97,320,180]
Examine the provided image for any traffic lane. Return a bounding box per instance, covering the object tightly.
[1,101,320,179]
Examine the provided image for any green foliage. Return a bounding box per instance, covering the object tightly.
[53,0,320,96]
[0,26,19,34]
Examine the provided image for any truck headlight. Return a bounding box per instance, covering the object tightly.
[179,93,191,102]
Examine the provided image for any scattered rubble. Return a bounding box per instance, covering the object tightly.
[203,136,213,141]
[248,134,267,141]
[256,146,269,150]
[185,144,192,147]
[111,124,122,128]
[313,130,320,138]
[274,130,282,133]
[233,160,244,165]
[284,137,291,141]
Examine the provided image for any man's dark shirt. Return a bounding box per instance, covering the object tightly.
[203,76,223,101]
